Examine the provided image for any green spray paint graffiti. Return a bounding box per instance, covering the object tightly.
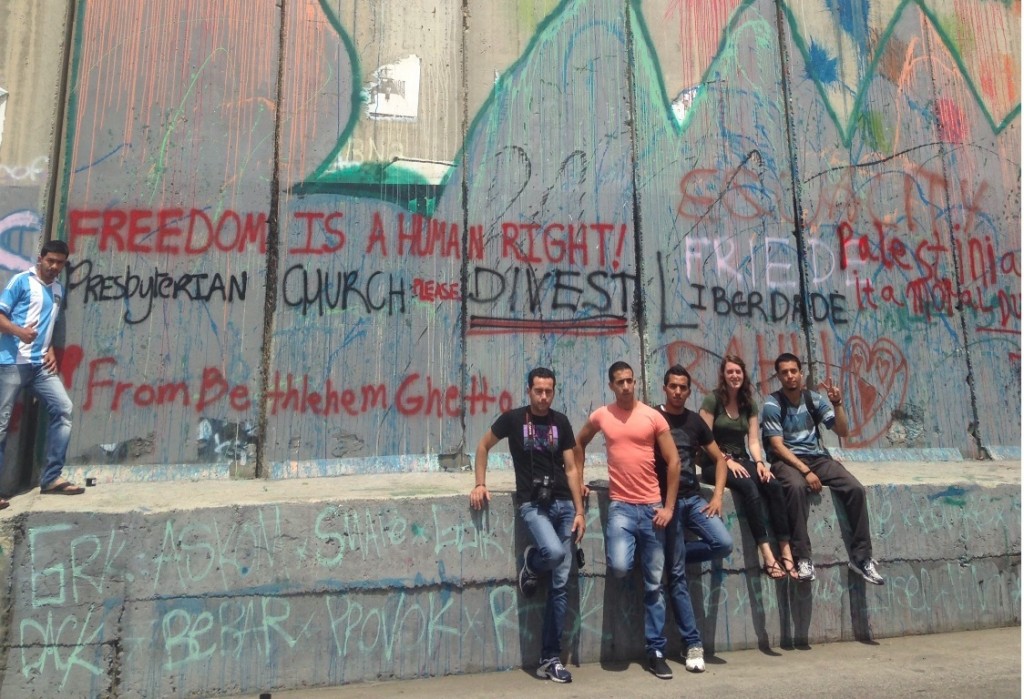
[296,0,1020,213]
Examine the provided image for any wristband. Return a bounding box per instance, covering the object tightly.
[475,483,486,488]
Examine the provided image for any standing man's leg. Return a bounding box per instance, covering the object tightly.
[667,495,713,672]
[518,499,575,680]
[0,365,28,507]
[665,498,700,648]
[605,501,638,577]
[636,504,670,678]
[31,367,75,491]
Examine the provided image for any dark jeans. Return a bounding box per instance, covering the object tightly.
[770,455,872,561]
[703,456,790,544]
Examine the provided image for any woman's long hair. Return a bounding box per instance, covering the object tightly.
[713,354,754,418]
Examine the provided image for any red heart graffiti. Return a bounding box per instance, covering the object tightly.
[840,336,908,447]
[57,344,85,389]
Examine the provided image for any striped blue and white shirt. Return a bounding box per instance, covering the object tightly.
[0,267,64,365]
[760,390,836,457]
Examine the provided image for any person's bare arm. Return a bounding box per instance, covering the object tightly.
[653,430,679,527]
[747,414,772,482]
[470,430,500,509]
[563,448,586,543]
[0,314,35,344]
[822,379,848,438]
[573,420,598,497]
[42,346,58,373]
[700,440,728,517]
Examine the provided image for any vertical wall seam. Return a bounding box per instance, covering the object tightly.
[457,0,471,459]
[773,0,818,383]
[255,0,289,478]
[45,0,78,244]
[624,1,649,398]
[920,23,986,459]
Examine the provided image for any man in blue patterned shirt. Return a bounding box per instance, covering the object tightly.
[0,239,82,505]
[761,353,883,586]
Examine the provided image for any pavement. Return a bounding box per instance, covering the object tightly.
[221,626,1021,698]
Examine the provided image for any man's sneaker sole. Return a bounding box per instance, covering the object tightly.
[519,546,539,597]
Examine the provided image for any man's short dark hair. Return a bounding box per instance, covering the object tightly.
[663,364,691,386]
[774,352,802,373]
[528,367,555,388]
[40,240,69,258]
[608,361,632,383]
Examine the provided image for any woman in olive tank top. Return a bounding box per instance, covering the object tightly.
[699,355,796,579]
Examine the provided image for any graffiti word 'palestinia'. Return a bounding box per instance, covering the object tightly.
[66,260,247,324]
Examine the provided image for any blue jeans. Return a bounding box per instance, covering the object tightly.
[0,364,73,489]
[605,500,667,655]
[676,494,733,564]
[519,498,575,660]
[664,493,734,648]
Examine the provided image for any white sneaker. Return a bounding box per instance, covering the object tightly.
[796,558,816,581]
[849,558,885,585]
[684,644,705,672]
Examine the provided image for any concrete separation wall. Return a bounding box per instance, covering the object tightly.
[0,462,1018,698]
[32,0,1021,478]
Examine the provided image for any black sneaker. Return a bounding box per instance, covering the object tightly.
[518,545,539,597]
[536,657,572,683]
[647,650,672,679]
[849,558,885,585]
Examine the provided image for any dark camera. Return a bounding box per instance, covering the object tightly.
[532,475,553,505]
[576,547,585,568]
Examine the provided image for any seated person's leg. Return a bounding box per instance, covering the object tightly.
[680,494,733,564]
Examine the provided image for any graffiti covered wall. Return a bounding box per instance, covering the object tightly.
[1,483,1019,697]
[52,0,1019,472]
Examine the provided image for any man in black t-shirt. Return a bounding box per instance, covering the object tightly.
[470,367,584,683]
[654,365,733,673]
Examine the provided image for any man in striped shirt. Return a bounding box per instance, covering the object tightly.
[0,239,82,507]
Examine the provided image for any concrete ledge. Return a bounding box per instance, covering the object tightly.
[0,460,1019,698]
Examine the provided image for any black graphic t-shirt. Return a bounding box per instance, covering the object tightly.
[491,406,576,502]
[653,406,714,499]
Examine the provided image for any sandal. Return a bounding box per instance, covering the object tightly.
[762,560,786,580]
[779,557,799,579]
[41,480,85,495]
